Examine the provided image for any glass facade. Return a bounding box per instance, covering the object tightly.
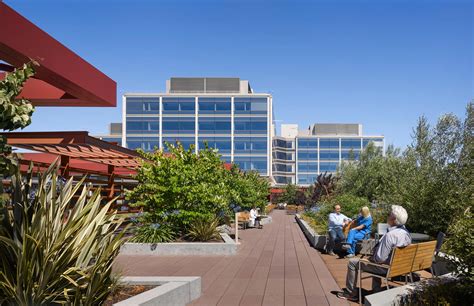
[125,95,271,176]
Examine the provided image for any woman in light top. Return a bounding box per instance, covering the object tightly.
[343,206,372,258]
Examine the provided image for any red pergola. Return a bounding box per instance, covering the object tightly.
[0,2,116,107]
[2,131,141,203]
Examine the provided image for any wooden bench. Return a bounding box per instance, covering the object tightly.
[358,240,437,305]
[236,211,250,230]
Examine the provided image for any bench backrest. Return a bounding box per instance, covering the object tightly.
[237,212,250,221]
[387,244,417,278]
[412,240,437,272]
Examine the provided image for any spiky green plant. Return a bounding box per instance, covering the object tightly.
[186,217,221,242]
[0,161,128,305]
[130,223,176,243]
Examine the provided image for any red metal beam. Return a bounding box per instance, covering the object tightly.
[0,2,116,107]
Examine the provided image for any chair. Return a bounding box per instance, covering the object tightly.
[237,212,250,230]
[358,244,418,305]
[411,240,437,277]
[375,223,389,242]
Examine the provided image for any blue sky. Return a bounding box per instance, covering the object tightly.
[7,0,473,149]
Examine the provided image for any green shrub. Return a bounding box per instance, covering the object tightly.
[398,277,473,306]
[0,163,127,305]
[130,223,176,243]
[186,217,221,242]
[444,207,473,282]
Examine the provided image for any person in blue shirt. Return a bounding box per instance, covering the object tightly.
[326,204,351,256]
[343,206,372,258]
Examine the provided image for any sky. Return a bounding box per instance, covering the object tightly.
[6,0,473,149]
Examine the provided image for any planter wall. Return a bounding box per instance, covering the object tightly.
[295,214,327,250]
[120,233,237,256]
[115,276,201,306]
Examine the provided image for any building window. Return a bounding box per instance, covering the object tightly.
[126,117,159,134]
[273,151,293,161]
[297,138,318,149]
[363,138,384,147]
[162,117,195,134]
[319,162,339,172]
[274,176,293,184]
[234,117,267,134]
[234,137,267,153]
[319,150,339,160]
[273,163,292,172]
[126,137,159,151]
[319,138,339,149]
[297,162,318,172]
[162,97,195,114]
[198,97,231,114]
[233,157,267,174]
[234,97,267,114]
[274,139,293,149]
[126,97,159,115]
[341,150,360,160]
[341,138,361,150]
[198,137,231,153]
[297,174,318,185]
[198,117,231,134]
[297,151,317,160]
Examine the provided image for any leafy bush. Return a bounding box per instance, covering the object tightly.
[444,207,473,282]
[186,217,221,242]
[398,277,473,306]
[127,143,269,239]
[0,163,127,305]
[130,223,176,243]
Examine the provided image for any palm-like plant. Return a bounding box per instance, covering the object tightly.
[0,161,128,305]
[186,217,221,242]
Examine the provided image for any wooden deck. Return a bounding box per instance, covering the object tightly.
[114,210,348,306]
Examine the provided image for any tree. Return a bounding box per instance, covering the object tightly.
[279,183,298,204]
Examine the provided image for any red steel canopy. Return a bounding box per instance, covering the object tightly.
[0,2,116,107]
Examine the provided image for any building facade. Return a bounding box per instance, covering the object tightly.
[272,123,384,185]
[122,77,273,176]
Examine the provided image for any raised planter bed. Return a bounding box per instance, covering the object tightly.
[120,233,237,256]
[295,214,327,249]
[114,276,201,306]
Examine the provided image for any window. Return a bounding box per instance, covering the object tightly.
[198,137,231,153]
[162,97,195,114]
[273,151,293,161]
[273,163,292,172]
[341,138,361,150]
[126,118,159,134]
[198,117,231,134]
[297,162,318,172]
[297,174,318,185]
[233,157,267,174]
[319,150,339,160]
[162,117,195,134]
[126,97,159,114]
[273,139,293,149]
[234,137,267,153]
[363,138,384,148]
[297,139,318,149]
[275,176,293,184]
[234,97,267,114]
[319,138,339,149]
[319,162,339,172]
[198,97,231,114]
[297,151,317,160]
[126,137,159,151]
[234,117,267,134]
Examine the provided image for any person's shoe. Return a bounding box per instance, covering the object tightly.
[346,253,355,258]
[327,251,336,256]
[336,291,358,302]
[341,244,351,251]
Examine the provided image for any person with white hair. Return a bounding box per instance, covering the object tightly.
[337,205,412,302]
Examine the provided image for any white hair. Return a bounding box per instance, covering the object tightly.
[391,205,408,225]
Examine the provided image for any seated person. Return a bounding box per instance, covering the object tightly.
[343,206,372,258]
[249,206,257,227]
[337,205,412,302]
[326,204,351,256]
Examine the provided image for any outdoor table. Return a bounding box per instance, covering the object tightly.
[410,233,430,242]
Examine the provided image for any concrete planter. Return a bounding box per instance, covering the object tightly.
[120,233,237,256]
[295,214,327,250]
[115,276,201,306]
